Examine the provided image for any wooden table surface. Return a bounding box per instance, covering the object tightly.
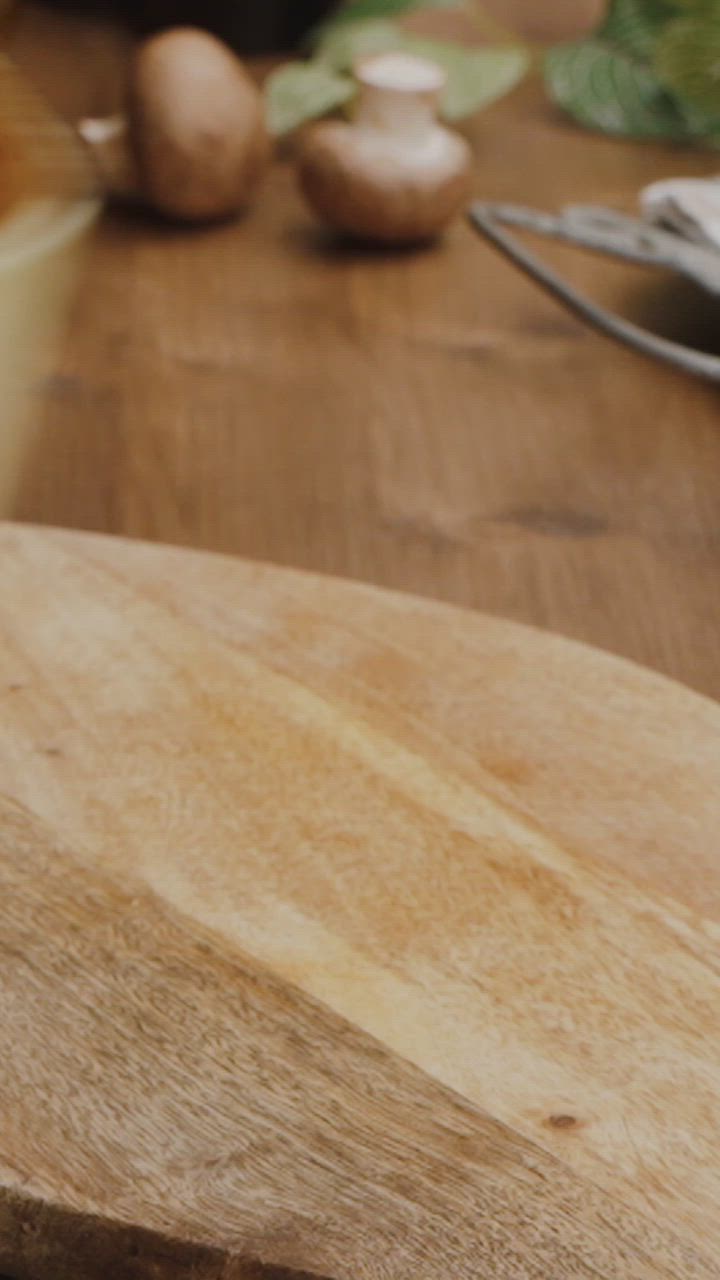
[7,2,720,701]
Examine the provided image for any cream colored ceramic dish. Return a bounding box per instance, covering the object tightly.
[0,193,98,513]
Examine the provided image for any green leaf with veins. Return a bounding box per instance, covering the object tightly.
[599,0,684,61]
[545,0,720,144]
[545,38,693,139]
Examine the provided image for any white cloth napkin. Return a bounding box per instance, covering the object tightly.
[641,177,720,251]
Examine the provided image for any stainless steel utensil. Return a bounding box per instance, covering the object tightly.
[469,201,720,381]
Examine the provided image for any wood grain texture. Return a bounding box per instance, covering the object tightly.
[1,523,720,1277]
[0,797,707,1280]
[5,5,720,702]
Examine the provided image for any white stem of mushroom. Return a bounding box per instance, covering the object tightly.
[354,52,446,145]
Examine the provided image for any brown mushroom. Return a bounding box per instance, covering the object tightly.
[79,28,271,223]
[297,51,474,245]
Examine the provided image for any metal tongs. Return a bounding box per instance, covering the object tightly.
[469,202,720,382]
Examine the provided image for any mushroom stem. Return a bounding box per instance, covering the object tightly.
[354,51,446,142]
[77,114,139,202]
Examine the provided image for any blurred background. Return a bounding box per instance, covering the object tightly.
[12,0,606,51]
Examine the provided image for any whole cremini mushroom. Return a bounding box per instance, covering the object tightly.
[297,51,473,245]
[78,27,271,222]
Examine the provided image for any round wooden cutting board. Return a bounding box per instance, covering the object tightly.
[1,522,719,1280]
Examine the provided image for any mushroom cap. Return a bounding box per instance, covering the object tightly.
[130,28,271,222]
[298,118,473,244]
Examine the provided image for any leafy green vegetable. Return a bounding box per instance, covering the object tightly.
[545,0,720,146]
[546,37,691,139]
[599,0,681,61]
[403,37,529,119]
[266,63,354,136]
[654,6,720,113]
